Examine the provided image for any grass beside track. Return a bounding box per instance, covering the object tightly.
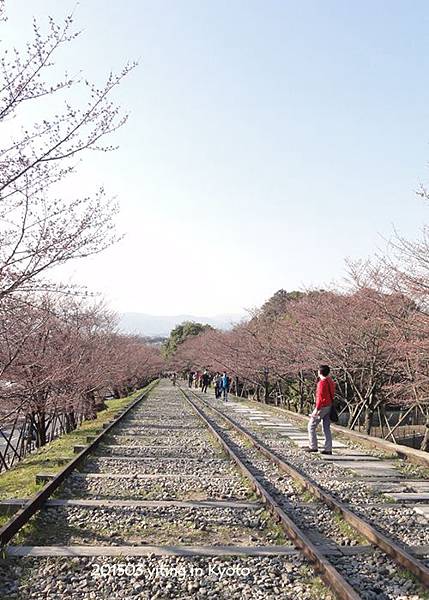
[0,382,156,509]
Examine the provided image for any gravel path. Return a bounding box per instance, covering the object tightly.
[330,551,426,600]
[0,555,334,600]
[83,457,238,477]
[17,504,287,547]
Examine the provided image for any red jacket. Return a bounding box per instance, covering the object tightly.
[316,376,335,410]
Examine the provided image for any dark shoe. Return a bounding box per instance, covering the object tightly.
[304,447,318,453]
[320,450,332,455]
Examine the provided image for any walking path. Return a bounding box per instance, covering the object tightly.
[223,399,429,521]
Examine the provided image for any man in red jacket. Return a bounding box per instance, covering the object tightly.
[305,365,335,455]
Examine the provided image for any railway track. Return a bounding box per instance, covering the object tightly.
[0,380,427,599]
[0,380,341,600]
[182,385,429,599]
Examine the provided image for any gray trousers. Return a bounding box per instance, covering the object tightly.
[308,406,332,451]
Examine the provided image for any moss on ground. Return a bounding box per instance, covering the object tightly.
[259,509,289,544]
[396,569,429,599]
[298,564,335,599]
[295,482,317,503]
[0,382,156,501]
[397,462,429,479]
[332,513,367,544]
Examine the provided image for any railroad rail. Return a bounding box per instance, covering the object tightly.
[182,386,429,594]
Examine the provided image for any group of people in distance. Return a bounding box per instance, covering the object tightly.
[187,370,231,401]
[179,364,336,454]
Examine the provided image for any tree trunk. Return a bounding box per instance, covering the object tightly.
[364,405,373,436]
[263,369,269,404]
[65,411,77,432]
[264,384,269,404]
[83,390,97,419]
[420,417,429,452]
[35,411,47,447]
[298,371,304,414]
[348,405,358,429]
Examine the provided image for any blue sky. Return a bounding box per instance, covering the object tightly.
[3,1,429,315]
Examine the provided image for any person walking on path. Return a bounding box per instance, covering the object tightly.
[305,365,335,455]
[220,372,230,402]
[213,374,221,399]
[201,370,210,393]
[188,372,194,388]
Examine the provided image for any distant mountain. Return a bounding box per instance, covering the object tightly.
[119,313,244,337]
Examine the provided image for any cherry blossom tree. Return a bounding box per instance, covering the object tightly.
[0,294,163,468]
[0,6,135,299]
